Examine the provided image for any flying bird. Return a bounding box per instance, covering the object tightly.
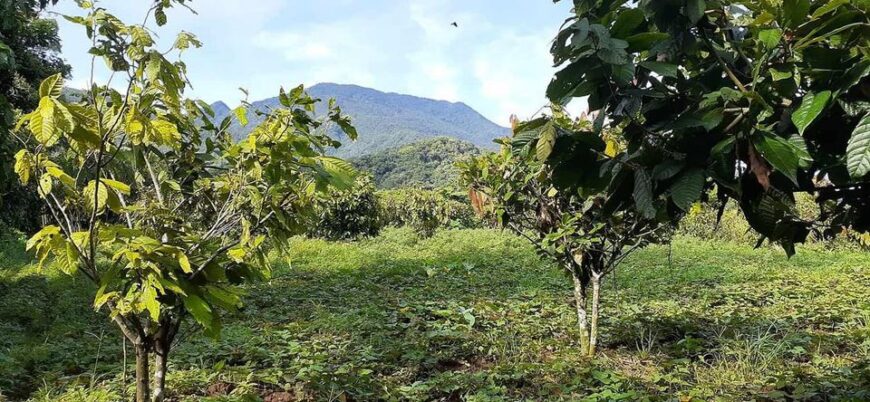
[451,22,458,27]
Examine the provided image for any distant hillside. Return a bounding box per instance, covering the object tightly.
[211,83,508,158]
[351,137,481,189]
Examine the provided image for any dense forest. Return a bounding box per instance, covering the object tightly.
[351,137,480,189]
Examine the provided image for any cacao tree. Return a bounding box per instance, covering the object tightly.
[546,0,869,255]
[12,2,357,401]
[459,109,672,356]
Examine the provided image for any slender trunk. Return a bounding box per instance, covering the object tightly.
[152,318,177,402]
[135,344,151,402]
[571,270,590,355]
[588,273,601,357]
[152,346,168,402]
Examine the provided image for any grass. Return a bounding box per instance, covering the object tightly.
[1,227,870,401]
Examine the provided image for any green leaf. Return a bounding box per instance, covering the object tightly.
[101,178,131,195]
[13,150,33,184]
[45,166,76,187]
[317,156,357,190]
[38,74,64,98]
[685,0,706,24]
[178,252,193,273]
[652,160,684,181]
[846,113,870,178]
[758,29,782,49]
[536,122,557,161]
[233,106,248,127]
[769,68,792,81]
[611,8,645,38]
[633,170,656,219]
[83,180,110,214]
[783,0,811,28]
[670,169,705,211]
[38,173,53,196]
[791,91,831,135]
[811,0,849,18]
[26,226,60,251]
[183,294,215,329]
[752,132,801,184]
[625,32,669,52]
[639,61,678,78]
[30,97,60,146]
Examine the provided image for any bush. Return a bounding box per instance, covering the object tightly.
[378,188,480,238]
[311,175,383,241]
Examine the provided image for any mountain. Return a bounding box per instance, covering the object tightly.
[351,137,481,189]
[210,83,508,158]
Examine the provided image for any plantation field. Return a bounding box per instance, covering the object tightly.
[2,228,870,401]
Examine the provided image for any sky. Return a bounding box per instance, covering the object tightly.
[49,0,579,126]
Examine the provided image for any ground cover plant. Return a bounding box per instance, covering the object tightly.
[2,227,870,401]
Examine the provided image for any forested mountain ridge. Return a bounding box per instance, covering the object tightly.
[210,83,508,158]
[351,136,481,189]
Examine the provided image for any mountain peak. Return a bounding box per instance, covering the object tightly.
[213,83,509,158]
[210,101,231,116]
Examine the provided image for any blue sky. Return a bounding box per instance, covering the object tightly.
[49,0,578,126]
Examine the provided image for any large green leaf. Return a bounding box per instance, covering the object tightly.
[639,61,678,78]
[83,180,110,214]
[685,0,706,24]
[38,73,64,98]
[13,150,33,184]
[29,97,59,146]
[791,91,831,135]
[846,113,870,178]
[536,122,557,161]
[611,8,645,38]
[670,169,706,211]
[752,132,801,184]
[758,29,782,49]
[783,0,810,28]
[633,169,656,219]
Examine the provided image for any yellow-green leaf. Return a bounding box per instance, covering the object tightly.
[83,180,110,214]
[178,252,192,273]
[13,150,33,184]
[38,173,53,196]
[30,97,60,146]
[101,178,131,195]
[38,73,64,98]
[536,122,556,161]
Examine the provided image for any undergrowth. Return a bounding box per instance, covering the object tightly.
[2,228,869,401]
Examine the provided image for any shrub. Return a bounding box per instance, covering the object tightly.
[378,188,479,238]
[311,175,382,241]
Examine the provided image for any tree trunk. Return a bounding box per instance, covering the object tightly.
[588,273,601,357]
[135,344,151,402]
[571,270,590,355]
[152,318,178,402]
[152,346,168,402]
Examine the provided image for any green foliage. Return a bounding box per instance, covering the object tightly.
[351,136,481,189]
[378,188,479,238]
[310,175,382,241]
[547,0,870,255]
[11,3,358,400]
[0,0,70,233]
[4,230,870,401]
[459,107,673,355]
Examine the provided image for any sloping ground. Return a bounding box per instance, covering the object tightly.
[2,229,870,401]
